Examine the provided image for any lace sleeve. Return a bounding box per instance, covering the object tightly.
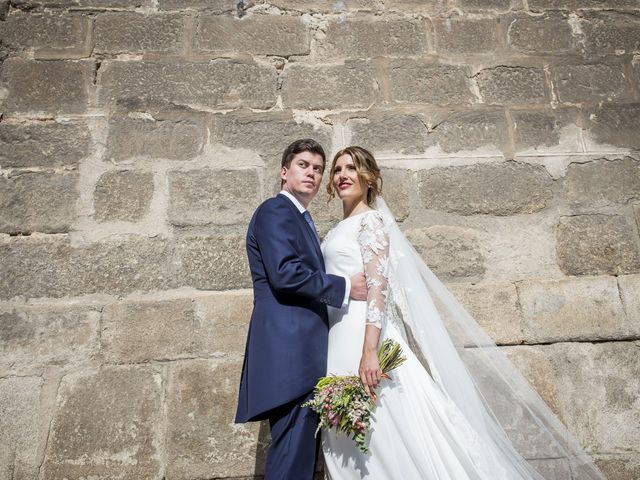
[357,212,390,330]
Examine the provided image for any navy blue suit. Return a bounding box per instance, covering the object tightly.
[236,193,346,479]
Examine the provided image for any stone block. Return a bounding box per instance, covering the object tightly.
[580,12,640,55]
[528,0,639,10]
[383,0,444,11]
[166,359,268,479]
[501,342,640,474]
[477,214,561,282]
[194,291,253,355]
[94,12,184,53]
[529,458,572,479]
[511,109,580,153]
[389,60,474,105]
[281,61,375,110]
[564,157,640,209]
[552,63,632,104]
[518,276,632,343]
[450,0,512,10]
[590,0,640,7]
[106,115,204,162]
[618,274,640,328]
[1,12,91,58]
[158,0,232,10]
[102,298,195,363]
[0,43,10,63]
[467,345,562,458]
[507,14,575,53]
[527,0,574,8]
[174,234,251,290]
[0,376,43,480]
[448,282,523,345]
[325,17,427,57]
[583,104,640,150]
[501,345,561,417]
[418,162,553,215]
[428,109,509,153]
[433,17,501,54]
[99,60,277,110]
[197,14,310,56]
[0,171,78,234]
[12,0,151,7]
[43,366,163,479]
[1,58,92,114]
[542,341,640,454]
[102,293,255,363]
[378,168,411,221]
[0,304,99,365]
[475,66,550,105]
[557,214,640,276]
[0,0,8,20]
[168,169,261,227]
[405,225,486,282]
[595,454,640,480]
[211,111,332,167]
[94,170,154,222]
[0,120,90,168]
[0,235,170,299]
[492,347,571,460]
[263,0,378,12]
[348,114,429,155]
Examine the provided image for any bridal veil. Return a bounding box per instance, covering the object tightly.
[375,197,605,480]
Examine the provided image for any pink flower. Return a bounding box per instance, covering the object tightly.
[328,412,341,427]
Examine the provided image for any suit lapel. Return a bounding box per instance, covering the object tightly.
[277,194,323,260]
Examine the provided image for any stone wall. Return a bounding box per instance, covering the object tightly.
[0,0,639,479]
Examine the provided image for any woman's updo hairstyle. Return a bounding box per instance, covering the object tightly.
[327,146,382,207]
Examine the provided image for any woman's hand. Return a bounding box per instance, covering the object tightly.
[359,346,381,401]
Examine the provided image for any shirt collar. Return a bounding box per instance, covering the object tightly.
[279,190,306,214]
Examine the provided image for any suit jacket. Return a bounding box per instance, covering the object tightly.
[235,193,346,423]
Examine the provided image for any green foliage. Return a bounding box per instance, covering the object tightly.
[303,339,406,453]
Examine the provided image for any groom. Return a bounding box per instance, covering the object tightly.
[235,139,367,479]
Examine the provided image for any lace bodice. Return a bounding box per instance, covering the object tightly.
[322,210,392,330]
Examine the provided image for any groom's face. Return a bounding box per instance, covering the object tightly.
[280,151,325,206]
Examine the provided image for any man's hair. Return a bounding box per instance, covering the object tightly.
[281,138,326,170]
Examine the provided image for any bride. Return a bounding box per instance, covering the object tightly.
[319,146,605,479]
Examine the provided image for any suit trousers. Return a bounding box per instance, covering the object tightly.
[265,390,320,480]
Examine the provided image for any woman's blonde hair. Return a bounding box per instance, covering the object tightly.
[327,146,382,207]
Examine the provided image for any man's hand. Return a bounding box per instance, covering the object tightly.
[349,272,367,301]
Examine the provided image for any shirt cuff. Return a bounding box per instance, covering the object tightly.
[341,276,351,307]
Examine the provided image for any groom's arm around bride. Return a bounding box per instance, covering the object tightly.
[235,138,366,480]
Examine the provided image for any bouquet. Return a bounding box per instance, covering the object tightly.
[302,339,406,453]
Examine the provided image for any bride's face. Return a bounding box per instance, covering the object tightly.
[332,154,367,203]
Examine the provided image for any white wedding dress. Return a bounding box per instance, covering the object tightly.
[319,203,605,480]
[321,210,508,479]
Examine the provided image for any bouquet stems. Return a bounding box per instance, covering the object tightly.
[303,338,406,453]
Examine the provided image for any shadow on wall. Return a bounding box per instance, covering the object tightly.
[254,420,269,477]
